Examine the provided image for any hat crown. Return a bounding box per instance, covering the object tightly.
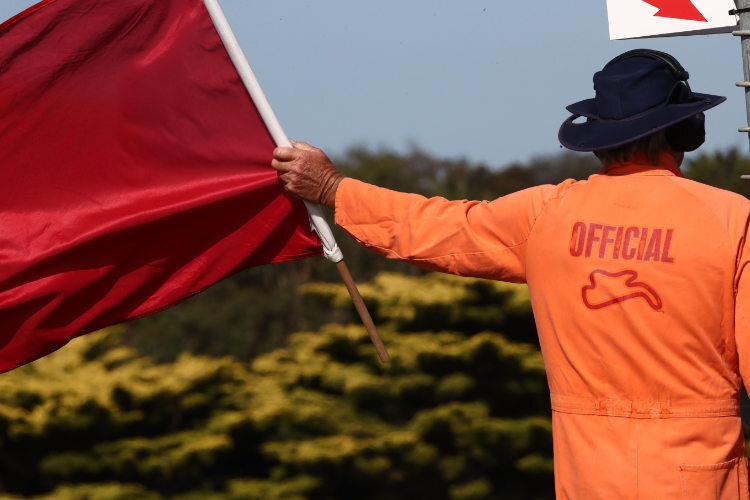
[593,57,679,120]
[558,49,725,152]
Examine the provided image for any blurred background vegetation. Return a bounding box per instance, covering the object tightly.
[1,147,749,499]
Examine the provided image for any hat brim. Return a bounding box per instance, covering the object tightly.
[558,92,726,152]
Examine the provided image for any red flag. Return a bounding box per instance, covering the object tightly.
[0,0,323,371]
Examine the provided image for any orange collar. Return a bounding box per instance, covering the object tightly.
[599,152,684,178]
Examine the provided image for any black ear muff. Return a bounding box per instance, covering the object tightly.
[666,112,705,152]
[664,82,705,152]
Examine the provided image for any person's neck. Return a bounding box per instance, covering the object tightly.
[600,151,683,177]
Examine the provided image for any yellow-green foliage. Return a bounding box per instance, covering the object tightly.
[0,483,161,500]
[301,272,536,343]
[0,273,552,500]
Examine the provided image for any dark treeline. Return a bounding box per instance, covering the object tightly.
[121,147,750,363]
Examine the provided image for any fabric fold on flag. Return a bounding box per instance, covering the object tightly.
[0,0,323,371]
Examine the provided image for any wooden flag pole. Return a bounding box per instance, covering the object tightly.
[203,0,390,363]
[335,261,390,362]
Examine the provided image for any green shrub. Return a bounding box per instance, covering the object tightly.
[0,273,552,499]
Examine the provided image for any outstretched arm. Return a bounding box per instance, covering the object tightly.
[271,141,555,282]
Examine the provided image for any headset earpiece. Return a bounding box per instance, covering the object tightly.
[666,112,705,152]
[665,81,705,152]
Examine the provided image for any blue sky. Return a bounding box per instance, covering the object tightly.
[1,0,746,168]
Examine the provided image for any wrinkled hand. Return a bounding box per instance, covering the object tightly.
[271,141,344,208]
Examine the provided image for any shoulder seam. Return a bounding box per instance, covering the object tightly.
[526,179,577,242]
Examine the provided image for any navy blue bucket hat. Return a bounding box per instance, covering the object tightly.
[558,49,726,152]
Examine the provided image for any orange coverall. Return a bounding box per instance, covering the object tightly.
[334,153,750,499]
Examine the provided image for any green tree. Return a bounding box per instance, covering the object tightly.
[0,273,552,500]
[683,148,750,198]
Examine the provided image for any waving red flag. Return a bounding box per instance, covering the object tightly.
[0,0,323,371]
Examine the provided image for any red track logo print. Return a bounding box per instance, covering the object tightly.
[640,0,707,22]
[582,269,662,311]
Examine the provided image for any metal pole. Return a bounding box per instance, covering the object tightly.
[733,4,750,423]
[735,0,750,153]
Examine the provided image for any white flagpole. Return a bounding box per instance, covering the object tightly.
[202,0,389,362]
[201,0,341,263]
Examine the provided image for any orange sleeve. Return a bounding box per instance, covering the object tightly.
[334,178,557,282]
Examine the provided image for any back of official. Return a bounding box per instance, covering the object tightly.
[524,157,750,498]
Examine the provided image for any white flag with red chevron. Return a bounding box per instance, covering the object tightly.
[607,0,737,39]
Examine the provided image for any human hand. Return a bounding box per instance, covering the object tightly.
[271,141,344,208]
